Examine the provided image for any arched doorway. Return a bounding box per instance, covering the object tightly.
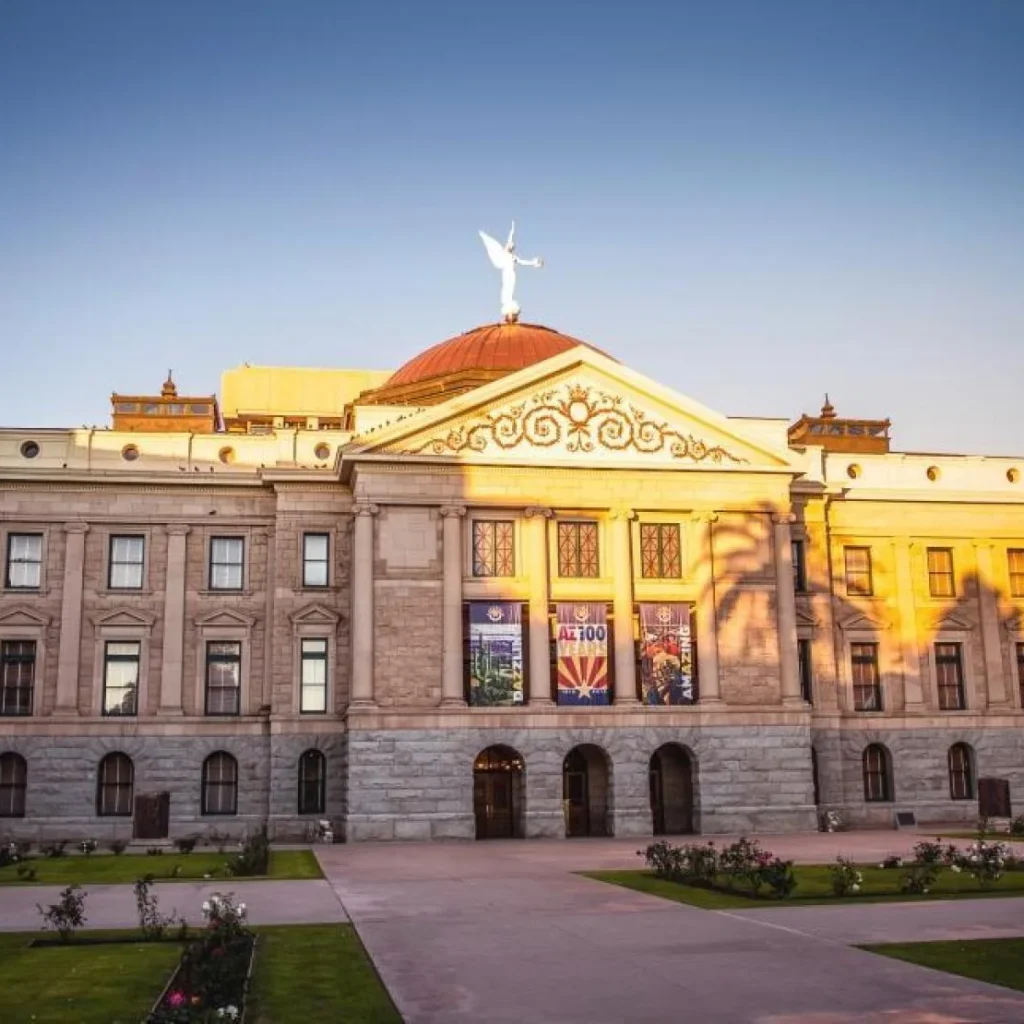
[473,746,524,839]
[649,744,694,835]
[563,744,611,837]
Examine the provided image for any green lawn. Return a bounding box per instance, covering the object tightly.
[937,832,1024,843]
[862,938,1024,993]
[584,865,1024,909]
[0,849,322,885]
[0,924,398,1023]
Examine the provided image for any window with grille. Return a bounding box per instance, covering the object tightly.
[862,744,892,802]
[5,533,42,589]
[202,752,238,815]
[844,547,873,596]
[209,537,244,590]
[96,752,133,816]
[108,535,144,589]
[927,548,955,598]
[102,642,139,716]
[0,641,35,716]
[1009,550,1024,598]
[300,638,328,713]
[640,523,681,579]
[298,749,326,814]
[472,521,515,577]
[798,639,813,704]
[0,752,26,817]
[303,533,329,587]
[948,743,974,801]
[935,642,966,710]
[557,522,599,578]
[851,642,882,711]
[205,642,241,715]
[791,539,808,592]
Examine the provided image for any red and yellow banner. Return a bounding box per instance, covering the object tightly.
[556,603,609,705]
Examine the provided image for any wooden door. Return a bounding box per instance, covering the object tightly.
[564,766,590,837]
[133,792,169,840]
[474,772,514,839]
[649,763,665,835]
[978,777,1012,819]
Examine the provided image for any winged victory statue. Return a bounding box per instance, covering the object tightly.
[479,221,544,323]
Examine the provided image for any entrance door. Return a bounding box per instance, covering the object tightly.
[649,763,665,835]
[474,771,514,839]
[563,749,590,837]
[978,777,1012,819]
[649,745,694,835]
[133,792,169,840]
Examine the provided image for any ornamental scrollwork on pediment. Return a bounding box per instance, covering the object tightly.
[408,383,747,463]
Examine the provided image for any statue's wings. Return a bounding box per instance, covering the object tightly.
[479,231,508,269]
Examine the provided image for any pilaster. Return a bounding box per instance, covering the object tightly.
[54,522,89,715]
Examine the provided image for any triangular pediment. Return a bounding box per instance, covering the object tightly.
[929,610,975,633]
[91,607,156,629]
[838,609,891,632]
[194,608,256,629]
[795,607,820,629]
[1005,612,1024,635]
[345,347,798,472]
[290,602,342,626]
[0,604,50,628]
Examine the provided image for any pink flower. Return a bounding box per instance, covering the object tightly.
[167,991,187,1008]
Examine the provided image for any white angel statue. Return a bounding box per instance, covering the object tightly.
[478,221,544,322]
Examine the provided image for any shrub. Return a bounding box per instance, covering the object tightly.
[37,884,87,942]
[682,841,720,885]
[719,837,772,894]
[640,841,685,881]
[109,839,129,855]
[0,843,18,870]
[41,841,67,859]
[829,856,863,897]
[227,826,270,878]
[13,840,31,859]
[760,858,796,899]
[1009,815,1024,837]
[900,862,938,894]
[147,846,165,856]
[79,838,98,857]
[878,855,903,870]
[134,874,178,941]
[947,839,1008,889]
[174,836,198,856]
[911,840,948,867]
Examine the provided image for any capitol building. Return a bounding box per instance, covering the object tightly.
[1,317,1022,842]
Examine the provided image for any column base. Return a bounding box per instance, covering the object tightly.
[614,696,640,706]
[439,697,467,708]
[347,699,378,711]
[156,706,184,716]
[528,696,554,707]
[698,697,724,706]
[50,707,80,718]
[782,696,809,708]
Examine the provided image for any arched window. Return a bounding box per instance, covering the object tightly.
[97,752,134,817]
[0,752,27,818]
[202,752,238,816]
[298,749,326,815]
[948,743,974,801]
[862,744,892,803]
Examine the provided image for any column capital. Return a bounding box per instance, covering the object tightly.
[165,524,192,537]
[690,511,719,525]
[63,522,90,535]
[524,506,554,519]
[439,505,468,519]
[351,502,380,517]
[607,507,635,522]
[772,512,797,526]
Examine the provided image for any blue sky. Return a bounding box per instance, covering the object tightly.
[1,1,1022,453]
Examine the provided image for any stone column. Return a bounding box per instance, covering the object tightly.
[893,539,924,711]
[691,513,721,704]
[524,507,553,705]
[158,525,190,715]
[609,509,638,704]
[974,542,1008,708]
[440,505,467,707]
[350,503,379,708]
[54,523,89,715]
[772,513,805,706]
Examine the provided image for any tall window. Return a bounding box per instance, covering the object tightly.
[202,752,238,815]
[844,547,873,596]
[927,548,955,598]
[0,752,27,817]
[108,535,144,589]
[300,638,328,713]
[862,744,892,802]
[205,642,241,715]
[298,749,326,814]
[102,642,139,716]
[1017,643,1024,708]
[1,641,35,716]
[96,752,134,816]
[797,638,813,704]
[640,523,681,579]
[948,743,974,801]
[209,537,244,590]
[557,522,599,578]
[791,539,808,592]
[5,533,42,589]
[302,533,329,587]
[851,642,882,711]
[1008,549,1024,598]
[472,520,515,577]
[935,642,966,710]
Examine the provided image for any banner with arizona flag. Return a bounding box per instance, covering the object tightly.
[639,603,694,705]
[556,603,609,705]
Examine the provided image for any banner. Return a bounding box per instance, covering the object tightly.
[556,603,609,705]
[468,603,524,706]
[639,603,694,705]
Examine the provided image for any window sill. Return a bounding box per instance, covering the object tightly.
[2,587,46,597]
[197,589,253,598]
[95,588,154,598]
[296,585,339,594]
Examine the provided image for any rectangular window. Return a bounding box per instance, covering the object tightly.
[557,521,599,578]
[302,533,329,587]
[209,537,244,590]
[798,638,813,704]
[791,539,808,592]
[0,641,35,716]
[851,642,882,711]
[108,535,145,589]
[205,641,241,715]
[1017,643,1024,708]
[102,641,139,716]
[300,638,328,713]
[844,546,873,596]
[5,533,42,589]
[472,520,515,577]
[640,523,682,579]
[935,642,966,710]
[1008,550,1024,598]
[927,547,955,598]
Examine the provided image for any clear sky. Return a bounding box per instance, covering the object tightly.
[1,1,1022,453]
